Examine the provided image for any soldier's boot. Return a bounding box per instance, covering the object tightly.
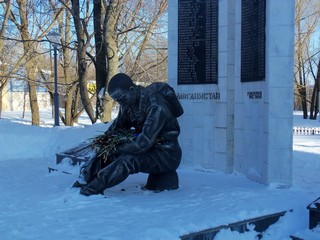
[79,178,105,196]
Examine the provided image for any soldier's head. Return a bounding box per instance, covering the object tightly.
[108,73,138,110]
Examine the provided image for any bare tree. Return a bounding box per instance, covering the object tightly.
[93,0,107,120]
[0,0,168,125]
[99,0,122,122]
[54,0,82,126]
[309,54,320,119]
[94,0,168,121]
[294,0,320,119]
[0,0,12,117]
[61,0,96,124]
[57,0,74,125]
[5,0,64,125]
[125,0,168,81]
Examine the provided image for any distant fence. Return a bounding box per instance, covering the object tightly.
[293,127,320,135]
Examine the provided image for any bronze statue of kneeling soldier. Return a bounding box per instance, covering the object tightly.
[73,73,184,196]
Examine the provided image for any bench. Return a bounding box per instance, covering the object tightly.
[56,141,94,165]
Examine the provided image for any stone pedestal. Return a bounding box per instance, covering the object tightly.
[144,171,179,191]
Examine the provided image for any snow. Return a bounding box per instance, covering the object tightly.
[0,110,320,240]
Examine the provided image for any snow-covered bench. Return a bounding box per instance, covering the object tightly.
[56,141,94,165]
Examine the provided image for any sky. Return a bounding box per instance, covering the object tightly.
[0,110,320,240]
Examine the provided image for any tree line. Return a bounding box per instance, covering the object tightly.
[295,0,320,119]
[0,0,168,126]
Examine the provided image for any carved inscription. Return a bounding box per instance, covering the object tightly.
[177,92,220,100]
[241,0,266,82]
[178,0,218,85]
[247,91,262,99]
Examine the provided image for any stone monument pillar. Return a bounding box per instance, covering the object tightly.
[168,0,294,186]
[233,0,295,186]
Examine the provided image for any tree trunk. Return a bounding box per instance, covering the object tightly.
[59,4,75,126]
[21,38,40,125]
[93,0,108,120]
[78,49,95,123]
[314,59,320,119]
[309,82,318,119]
[62,51,75,126]
[73,87,81,123]
[299,88,308,119]
[71,0,96,123]
[14,0,40,125]
[101,0,120,122]
[297,51,308,119]
[0,1,11,117]
[307,55,320,120]
[0,88,2,118]
[22,81,27,119]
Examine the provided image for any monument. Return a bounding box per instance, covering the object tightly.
[168,0,295,186]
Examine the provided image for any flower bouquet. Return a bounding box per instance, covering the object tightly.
[90,128,136,165]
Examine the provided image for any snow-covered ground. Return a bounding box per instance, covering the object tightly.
[0,110,319,240]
